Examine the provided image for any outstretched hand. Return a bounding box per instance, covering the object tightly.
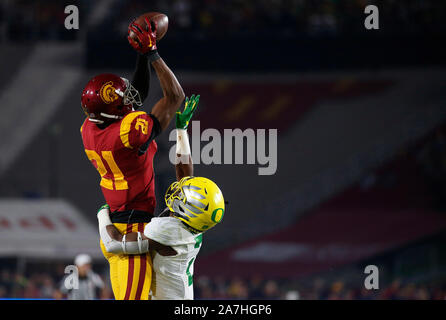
[176,94,200,130]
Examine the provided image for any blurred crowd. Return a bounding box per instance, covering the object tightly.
[194,275,446,300]
[1,262,446,300]
[1,0,444,42]
[0,262,113,300]
[115,0,446,39]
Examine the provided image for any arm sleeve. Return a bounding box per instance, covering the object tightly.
[131,53,151,107]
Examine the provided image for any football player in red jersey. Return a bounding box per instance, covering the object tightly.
[80,18,185,300]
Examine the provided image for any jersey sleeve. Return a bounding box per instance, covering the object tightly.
[119,111,154,149]
[144,217,195,247]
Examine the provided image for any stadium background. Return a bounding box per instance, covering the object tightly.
[0,0,445,299]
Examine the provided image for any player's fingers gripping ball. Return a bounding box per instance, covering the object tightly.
[127,17,158,54]
[176,94,200,129]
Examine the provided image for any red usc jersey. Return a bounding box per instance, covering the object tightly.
[81,111,158,215]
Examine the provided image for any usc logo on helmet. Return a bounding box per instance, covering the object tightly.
[99,81,119,104]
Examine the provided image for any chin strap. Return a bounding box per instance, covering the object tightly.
[100,113,123,119]
[88,118,104,124]
[87,112,123,124]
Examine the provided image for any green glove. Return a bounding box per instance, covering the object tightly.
[176,94,200,129]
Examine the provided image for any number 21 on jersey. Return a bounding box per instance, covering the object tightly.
[85,149,128,191]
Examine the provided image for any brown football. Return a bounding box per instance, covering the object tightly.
[129,12,169,42]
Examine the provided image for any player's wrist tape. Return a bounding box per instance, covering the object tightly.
[121,233,149,254]
[97,207,112,227]
[147,50,160,62]
[98,207,149,254]
[100,228,149,255]
[176,129,191,155]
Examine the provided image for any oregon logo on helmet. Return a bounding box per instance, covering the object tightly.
[211,208,224,223]
[99,81,119,104]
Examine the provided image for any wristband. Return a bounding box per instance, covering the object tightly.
[147,50,160,63]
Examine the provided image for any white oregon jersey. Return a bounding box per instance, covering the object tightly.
[144,216,202,300]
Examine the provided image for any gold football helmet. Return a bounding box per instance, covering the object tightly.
[165,176,225,233]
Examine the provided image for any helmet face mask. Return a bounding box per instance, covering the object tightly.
[81,74,141,124]
[120,77,142,108]
[165,181,186,214]
[165,176,225,233]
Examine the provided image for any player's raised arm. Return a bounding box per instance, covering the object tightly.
[130,53,151,106]
[150,58,185,130]
[97,205,176,256]
[127,18,185,130]
[174,95,199,181]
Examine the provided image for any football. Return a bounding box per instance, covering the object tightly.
[129,12,169,42]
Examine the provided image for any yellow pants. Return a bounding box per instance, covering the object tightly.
[100,222,152,300]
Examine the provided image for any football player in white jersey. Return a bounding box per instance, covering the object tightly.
[97,95,225,300]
